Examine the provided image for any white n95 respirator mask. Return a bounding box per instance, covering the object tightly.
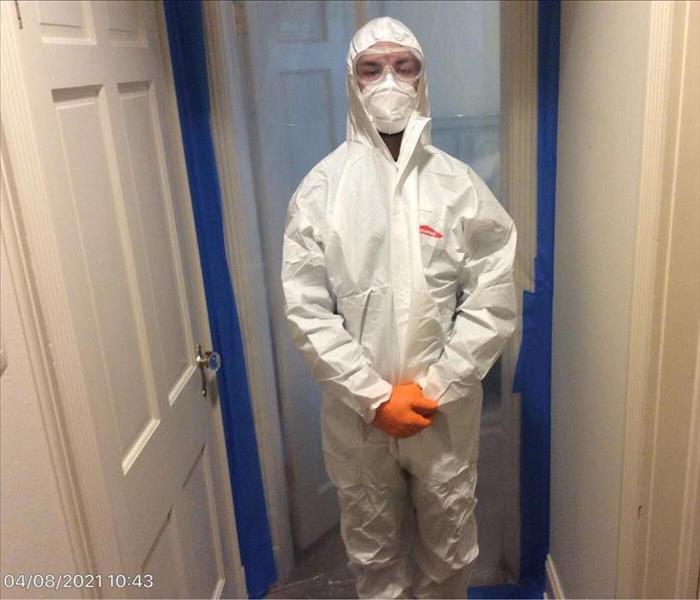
[360,73,418,134]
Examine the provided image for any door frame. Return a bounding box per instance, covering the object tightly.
[0,1,247,593]
[1,119,96,586]
[499,0,538,579]
[543,1,700,597]
[205,0,541,584]
[613,1,700,597]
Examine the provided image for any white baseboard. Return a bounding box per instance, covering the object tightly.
[545,553,566,599]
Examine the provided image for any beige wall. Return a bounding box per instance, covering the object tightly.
[551,1,700,597]
[0,199,77,596]
[550,2,651,597]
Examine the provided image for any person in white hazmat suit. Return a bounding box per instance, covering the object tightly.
[281,16,517,600]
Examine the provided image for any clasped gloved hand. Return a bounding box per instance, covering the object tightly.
[372,383,438,438]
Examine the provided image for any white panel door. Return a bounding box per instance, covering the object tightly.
[1,1,245,597]
[242,0,355,550]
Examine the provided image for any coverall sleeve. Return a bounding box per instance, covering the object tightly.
[281,176,393,424]
[417,171,518,407]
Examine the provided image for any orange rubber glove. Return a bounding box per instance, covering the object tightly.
[372,383,438,438]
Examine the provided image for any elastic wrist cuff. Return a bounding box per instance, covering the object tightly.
[362,388,392,424]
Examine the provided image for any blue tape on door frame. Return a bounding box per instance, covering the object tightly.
[510,0,560,594]
[163,2,277,597]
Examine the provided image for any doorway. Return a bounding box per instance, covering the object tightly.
[204,0,537,592]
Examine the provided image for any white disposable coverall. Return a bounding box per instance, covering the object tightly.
[281,16,517,599]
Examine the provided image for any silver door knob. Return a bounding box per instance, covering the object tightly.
[196,344,221,397]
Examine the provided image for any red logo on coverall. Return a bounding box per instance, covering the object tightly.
[419,224,443,239]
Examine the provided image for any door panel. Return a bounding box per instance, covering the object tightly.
[4,1,243,595]
[176,445,227,599]
[118,79,193,392]
[141,509,188,599]
[104,1,145,46]
[51,84,156,460]
[35,0,94,43]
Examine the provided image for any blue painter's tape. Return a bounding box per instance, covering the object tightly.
[163,2,276,597]
[469,582,545,599]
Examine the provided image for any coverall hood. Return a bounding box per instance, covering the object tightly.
[345,17,432,151]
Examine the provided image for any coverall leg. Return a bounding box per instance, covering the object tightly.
[322,393,482,599]
[402,395,482,599]
[322,396,414,598]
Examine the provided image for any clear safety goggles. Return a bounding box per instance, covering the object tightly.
[353,45,424,86]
